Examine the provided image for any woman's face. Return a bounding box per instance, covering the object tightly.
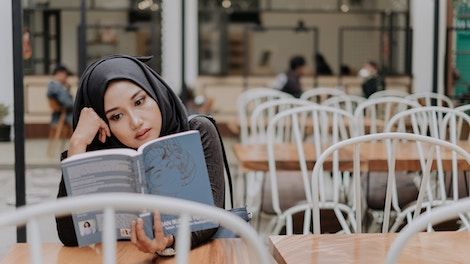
[104,80,162,149]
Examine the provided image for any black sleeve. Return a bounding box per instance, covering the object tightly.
[187,116,226,248]
[55,151,79,246]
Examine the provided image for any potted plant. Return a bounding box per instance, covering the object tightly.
[0,103,11,141]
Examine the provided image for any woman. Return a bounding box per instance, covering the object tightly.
[55,55,225,255]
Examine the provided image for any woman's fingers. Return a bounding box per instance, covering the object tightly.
[131,214,174,254]
[98,117,111,137]
[130,220,146,252]
[98,129,106,143]
[131,219,154,253]
[153,212,165,241]
[135,219,152,244]
[130,220,137,244]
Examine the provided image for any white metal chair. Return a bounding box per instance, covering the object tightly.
[265,105,355,234]
[307,133,470,234]
[385,106,470,141]
[354,97,421,136]
[322,94,366,114]
[368,90,409,100]
[405,92,454,108]
[243,98,314,227]
[249,98,314,143]
[237,88,293,144]
[452,104,470,141]
[386,198,470,264]
[300,87,345,104]
[0,193,270,264]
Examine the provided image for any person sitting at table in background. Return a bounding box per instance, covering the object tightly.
[55,55,225,255]
[272,55,307,98]
[359,61,385,98]
[47,64,74,127]
[314,53,333,76]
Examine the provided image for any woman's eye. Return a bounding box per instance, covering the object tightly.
[109,113,122,121]
[135,96,145,106]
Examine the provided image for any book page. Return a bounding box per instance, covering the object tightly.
[61,154,152,246]
[141,130,217,235]
[63,155,138,196]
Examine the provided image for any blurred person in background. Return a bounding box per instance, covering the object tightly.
[314,53,333,76]
[47,64,74,127]
[359,61,385,98]
[272,55,307,98]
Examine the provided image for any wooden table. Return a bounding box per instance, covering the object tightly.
[234,141,470,172]
[1,239,251,264]
[233,143,356,172]
[269,232,470,264]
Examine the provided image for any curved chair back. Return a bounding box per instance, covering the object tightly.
[385,107,470,203]
[354,97,421,136]
[369,90,409,99]
[266,105,354,234]
[300,87,345,104]
[405,92,454,108]
[452,104,470,141]
[237,88,293,143]
[309,133,470,234]
[250,98,313,143]
[386,198,470,264]
[0,193,270,264]
[386,106,470,141]
[322,94,366,114]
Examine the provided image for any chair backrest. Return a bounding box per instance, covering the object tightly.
[405,92,454,108]
[322,94,366,114]
[385,106,470,142]
[300,87,345,104]
[237,88,293,143]
[0,193,269,264]
[386,198,470,264]
[249,98,313,143]
[266,105,355,220]
[368,89,409,100]
[354,97,421,135]
[308,133,470,234]
[452,104,470,141]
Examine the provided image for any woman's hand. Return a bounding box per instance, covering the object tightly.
[131,212,174,254]
[68,107,111,156]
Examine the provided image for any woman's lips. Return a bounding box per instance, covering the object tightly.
[135,128,151,139]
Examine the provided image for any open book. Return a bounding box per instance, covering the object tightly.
[61,130,216,247]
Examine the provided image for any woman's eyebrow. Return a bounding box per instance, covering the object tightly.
[105,90,143,115]
[131,90,143,100]
[105,107,118,115]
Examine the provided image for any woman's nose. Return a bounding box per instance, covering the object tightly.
[129,113,143,129]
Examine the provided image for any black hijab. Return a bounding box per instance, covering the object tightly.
[73,54,189,150]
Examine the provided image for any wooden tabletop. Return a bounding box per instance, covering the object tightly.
[233,143,356,172]
[234,141,470,172]
[269,232,470,264]
[350,141,470,171]
[1,239,251,264]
